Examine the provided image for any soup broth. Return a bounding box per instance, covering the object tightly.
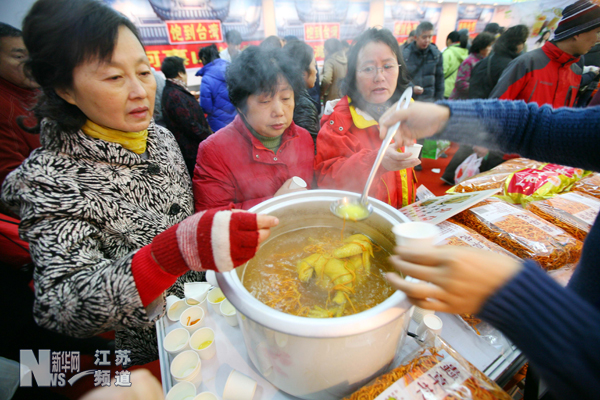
[242,227,396,318]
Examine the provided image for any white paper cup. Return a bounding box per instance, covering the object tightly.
[164,327,191,355]
[190,327,216,360]
[205,270,219,287]
[166,381,196,400]
[184,282,211,306]
[220,299,238,327]
[207,288,226,315]
[288,176,307,189]
[171,350,202,387]
[168,299,190,322]
[392,222,441,248]
[222,370,257,400]
[416,314,443,338]
[166,295,181,310]
[180,306,205,333]
[196,295,209,315]
[412,306,436,324]
[405,144,423,159]
[193,392,218,400]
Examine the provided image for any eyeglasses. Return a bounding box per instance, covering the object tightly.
[357,64,400,78]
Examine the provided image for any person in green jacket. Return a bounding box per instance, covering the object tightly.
[442,31,469,98]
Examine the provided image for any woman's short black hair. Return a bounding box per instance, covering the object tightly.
[198,44,220,66]
[283,41,314,74]
[493,25,529,55]
[226,46,304,113]
[20,0,142,133]
[342,27,410,108]
[324,38,344,57]
[470,32,496,54]
[161,56,186,79]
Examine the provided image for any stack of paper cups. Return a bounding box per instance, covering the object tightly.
[416,314,444,339]
[392,221,441,248]
[412,306,436,324]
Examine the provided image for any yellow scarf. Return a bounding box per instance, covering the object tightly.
[81,120,148,154]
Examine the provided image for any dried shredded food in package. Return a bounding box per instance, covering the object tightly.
[498,164,585,206]
[572,173,600,199]
[453,198,583,270]
[436,220,520,260]
[525,192,600,240]
[342,335,512,400]
[447,158,546,194]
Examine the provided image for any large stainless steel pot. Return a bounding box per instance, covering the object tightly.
[216,190,412,400]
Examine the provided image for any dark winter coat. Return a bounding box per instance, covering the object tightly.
[468,47,520,99]
[196,58,236,132]
[293,88,320,145]
[162,80,212,176]
[402,41,444,102]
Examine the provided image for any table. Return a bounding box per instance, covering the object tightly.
[157,301,524,399]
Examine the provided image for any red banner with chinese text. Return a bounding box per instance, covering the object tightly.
[304,23,340,42]
[394,21,420,38]
[145,41,260,70]
[166,20,223,45]
[456,19,478,36]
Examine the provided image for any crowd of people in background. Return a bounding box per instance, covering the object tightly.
[1,0,600,398]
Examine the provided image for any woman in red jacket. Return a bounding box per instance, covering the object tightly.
[193,46,315,211]
[315,28,420,208]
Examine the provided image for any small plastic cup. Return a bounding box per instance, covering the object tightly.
[171,350,202,387]
[222,370,257,400]
[416,314,443,339]
[190,327,216,360]
[288,176,307,189]
[220,299,238,327]
[166,381,196,400]
[405,143,423,159]
[392,222,441,248]
[163,327,191,355]
[193,392,218,400]
[207,288,226,315]
[180,306,205,333]
[168,298,190,322]
[184,282,211,306]
[412,306,436,324]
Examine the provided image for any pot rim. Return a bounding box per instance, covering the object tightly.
[217,189,413,338]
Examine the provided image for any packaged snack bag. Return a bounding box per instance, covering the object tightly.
[453,198,582,270]
[571,173,600,199]
[343,336,512,400]
[525,192,600,240]
[448,158,546,194]
[499,164,585,205]
[436,220,520,260]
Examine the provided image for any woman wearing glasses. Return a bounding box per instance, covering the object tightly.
[315,28,420,208]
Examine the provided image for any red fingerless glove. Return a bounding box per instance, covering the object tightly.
[150,209,259,274]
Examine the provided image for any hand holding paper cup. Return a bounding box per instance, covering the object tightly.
[404,143,423,159]
[392,222,441,248]
[222,370,257,400]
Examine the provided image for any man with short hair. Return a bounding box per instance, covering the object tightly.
[402,21,444,102]
[219,29,242,62]
[0,22,39,188]
[490,0,600,107]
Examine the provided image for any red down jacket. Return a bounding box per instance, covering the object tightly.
[490,41,585,108]
[193,115,315,211]
[315,96,416,209]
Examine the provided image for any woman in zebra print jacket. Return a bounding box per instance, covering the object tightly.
[1,0,278,366]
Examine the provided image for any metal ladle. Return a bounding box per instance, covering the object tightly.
[331,87,413,221]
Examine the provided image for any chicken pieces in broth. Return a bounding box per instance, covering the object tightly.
[242,228,396,318]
